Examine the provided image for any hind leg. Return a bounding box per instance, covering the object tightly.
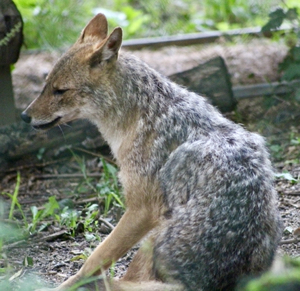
[80,236,183,291]
[111,234,183,290]
[122,237,156,282]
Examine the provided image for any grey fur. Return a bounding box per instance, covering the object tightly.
[112,54,282,291]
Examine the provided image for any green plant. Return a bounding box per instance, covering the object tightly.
[14,0,95,49]
[0,172,30,245]
[202,0,277,31]
[28,196,60,233]
[59,207,79,236]
[138,0,198,36]
[0,176,28,277]
[94,6,150,39]
[97,158,124,216]
[275,171,298,183]
[82,204,99,232]
[1,172,25,221]
[262,2,300,81]
[0,202,23,248]
[240,256,300,291]
[70,150,96,193]
[70,150,124,216]
[14,0,282,50]
[9,172,22,219]
[269,143,284,160]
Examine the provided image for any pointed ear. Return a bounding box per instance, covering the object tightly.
[79,13,108,43]
[101,27,123,60]
[89,27,123,66]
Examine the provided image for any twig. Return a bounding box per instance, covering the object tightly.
[74,197,99,205]
[99,218,115,230]
[33,173,102,180]
[281,191,300,196]
[281,201,300,209]
[1,239,27,250]
[2,230,71,251]
[34,229,70,242]
[73,147,117,167]
[4,158,69,173]
[14,196,54,205]
[280,237,300,245]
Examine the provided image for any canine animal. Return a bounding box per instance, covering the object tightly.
[21,13,282,291]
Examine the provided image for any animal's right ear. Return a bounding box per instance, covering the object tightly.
[89,27,123,66]
[78,13,108,43]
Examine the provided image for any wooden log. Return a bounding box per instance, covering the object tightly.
[0,120,104,172]
[122,27,280,50]
[170,56,236,112]
[233,80,300,99]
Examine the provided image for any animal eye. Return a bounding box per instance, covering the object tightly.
[54,89,68,96]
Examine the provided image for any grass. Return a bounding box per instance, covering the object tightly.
[97,158,124,216]
[0,151,123,243]
[70,150,124,217]
[0,152,123,236]
[1,172,24,222]
[0,152,124,290]
[0,172,27,245]
[240,256,300,290]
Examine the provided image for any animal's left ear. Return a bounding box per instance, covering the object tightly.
[100,27,123,61]
[79,13,108,43]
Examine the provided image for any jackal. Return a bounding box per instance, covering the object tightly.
[21,14,282,291]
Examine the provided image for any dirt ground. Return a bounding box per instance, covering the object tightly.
[1,37,300,289]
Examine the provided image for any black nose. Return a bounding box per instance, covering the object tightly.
[21,111,32,123]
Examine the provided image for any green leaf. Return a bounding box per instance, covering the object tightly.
[292,46,300,61]
[279,56,293,72]
[30,206,38,220]
[269,8,286,19]
[286,8,298,21]
[23,256,34,267]
[42,196,60,218]
[275,172,298,183]
[281,63,300,81]
[261,8,286,32]
[85,233,97,241]
[9,171,21,220]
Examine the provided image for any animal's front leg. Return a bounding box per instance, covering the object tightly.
[56,208,158,290]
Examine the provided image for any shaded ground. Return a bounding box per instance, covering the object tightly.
[1,37,300,289]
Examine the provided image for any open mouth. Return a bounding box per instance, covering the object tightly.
[33,116,62,130]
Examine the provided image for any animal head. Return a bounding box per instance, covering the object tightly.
[21,14,122,129]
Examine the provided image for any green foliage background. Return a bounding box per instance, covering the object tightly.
[262,2,300,81]
[13,0,282,50]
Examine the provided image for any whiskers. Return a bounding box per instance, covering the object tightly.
[58,123,74,141]
[58,124,66,140]
[61,122,73,129]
